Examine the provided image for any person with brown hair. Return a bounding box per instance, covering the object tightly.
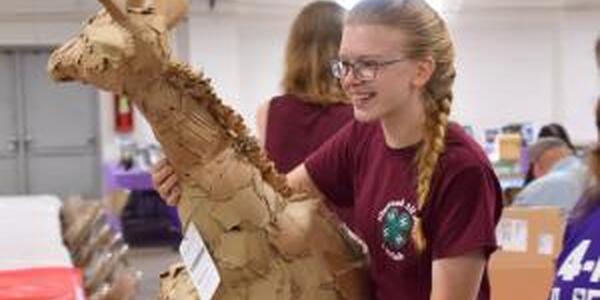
[548,37,600,300]
[155,0,503,298]
[549,112,600,299]
[256,0,352,174]
[255,0,355,225]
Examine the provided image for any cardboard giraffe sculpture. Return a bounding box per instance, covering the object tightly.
[48,0,370,299]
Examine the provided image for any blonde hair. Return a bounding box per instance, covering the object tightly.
[282,1,347,105]
[348,0,456,252]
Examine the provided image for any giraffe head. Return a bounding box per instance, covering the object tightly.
[48,0,188,94]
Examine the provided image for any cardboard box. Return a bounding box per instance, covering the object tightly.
[489,207,564,300]
[496,133,522,162]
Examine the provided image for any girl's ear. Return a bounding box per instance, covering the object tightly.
[411,56,435,88]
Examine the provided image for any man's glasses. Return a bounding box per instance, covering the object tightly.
[330,58,407,81]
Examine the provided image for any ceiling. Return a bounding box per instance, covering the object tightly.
[224,0,600,10]
[0,0,599,17]
[456,0,600,10]
[208,0,600,15]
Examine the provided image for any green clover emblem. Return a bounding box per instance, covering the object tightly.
[382,207,413,251]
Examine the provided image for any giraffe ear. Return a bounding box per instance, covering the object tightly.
[98,0,130,26]
[154,0,189,29]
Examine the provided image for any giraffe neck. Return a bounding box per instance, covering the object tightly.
[128,61,292,197]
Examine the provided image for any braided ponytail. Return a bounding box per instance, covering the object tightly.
[413,94,452,251]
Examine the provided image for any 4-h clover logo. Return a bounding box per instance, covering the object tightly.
[378,200,415,260]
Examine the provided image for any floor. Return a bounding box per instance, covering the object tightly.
[128,246,181,300]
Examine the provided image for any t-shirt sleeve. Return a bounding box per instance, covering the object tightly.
[430,165,502,259]
[304,121,355,207]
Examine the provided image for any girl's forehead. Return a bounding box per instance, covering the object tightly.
[340,24,406,57]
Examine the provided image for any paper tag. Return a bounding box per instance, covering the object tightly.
[495,218,528,252]
[179,224,221,300]
[537,233,554,256]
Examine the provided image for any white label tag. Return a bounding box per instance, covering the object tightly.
[495,218,528,252]
[179,224,221,300]
[537,233,555,256]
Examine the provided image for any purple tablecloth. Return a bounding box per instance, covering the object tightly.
[103,163,154,192]
[102,163,181,233]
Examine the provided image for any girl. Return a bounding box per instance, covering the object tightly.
[288,0,502,299]
[256,0,352,175]
[256,0,355,225]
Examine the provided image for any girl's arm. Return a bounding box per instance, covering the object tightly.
[287,164,326,200]
[431,249,486,300]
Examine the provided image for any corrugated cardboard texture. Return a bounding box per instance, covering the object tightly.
[48,1,370,299]
[489,206,564,300]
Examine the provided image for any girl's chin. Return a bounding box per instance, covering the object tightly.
[353,108,378,123]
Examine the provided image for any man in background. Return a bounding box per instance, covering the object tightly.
[513,137,587,215]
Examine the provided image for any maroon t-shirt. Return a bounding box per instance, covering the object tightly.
[265,94,353,173]
[305,120,503,300]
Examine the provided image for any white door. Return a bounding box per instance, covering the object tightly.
[0,50,23,194]
[0,49,101,198]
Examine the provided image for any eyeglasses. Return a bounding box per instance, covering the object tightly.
[330,58,407,81]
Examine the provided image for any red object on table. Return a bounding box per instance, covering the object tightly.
[0,267,84,300]
[114,94,134,134]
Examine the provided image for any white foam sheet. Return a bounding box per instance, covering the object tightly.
[0,195,72,270]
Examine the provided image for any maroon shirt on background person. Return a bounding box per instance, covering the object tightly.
[264,94,354,225]
[265,94,353,173]
[305,120,503,300]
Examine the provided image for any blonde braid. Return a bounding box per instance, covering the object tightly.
[412,62,455,253]
[412,96,451,252]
